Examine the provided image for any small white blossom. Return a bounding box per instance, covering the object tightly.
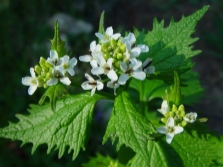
[157,117,184,144]
[81,73,104,96]
[46,66,71,86]
[157,100,169,115]
[107,80,120,95]
[118,60,146,85]
[22,68,38,95]
[79,41,102,68]
[95,27,121,43]
[91,55,118,81]
[184,112,197,123]
[60,55,77,76]
[47,50,61,66]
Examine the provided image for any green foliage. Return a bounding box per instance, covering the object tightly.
[210,136,223,166]
[50,21,67,58]
[135,5,209,82]
[129,130,213,167]
[0,93,105,160]
[82,153,125,167]
[103,91,156,164]
[39,83,68,112]
[99,11,105,35]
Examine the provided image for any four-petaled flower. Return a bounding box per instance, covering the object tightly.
[118,60,146,85]
[184,112,197,123]
[60,55,77,76]
[47,50,61,66]
[95,27,121,43]
[157,117,184,144]
[81,73,104,96]
[22,68,38,95]
[47,66,71,86]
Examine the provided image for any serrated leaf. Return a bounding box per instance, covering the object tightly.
[103,91,156,164]
[98,11,105,34]
[50,21,67,57]
[135,6,209,79]
[0,93,104,160]
[39,83,68,112]
[128,130,213,167]
[82,153,125,167]
[209,136,223,166]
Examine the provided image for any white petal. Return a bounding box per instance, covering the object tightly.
[90,60,98,68]
[69,57,77,67]
[81,81,93,90]
[62,55,69,64]
[118,73,130,85]
[91,87,96,96]
[129,58,138,65]
[161,100,168,110]
[125,41,131,51]
[167,117,175,127]
[131,60,142,70]
[90,41,96,51]
[91,67,104,75]
[60,77,71,85]
[107,81,114,88]
[131,47,141,57]
[68,68,75,76]
[127,32,136,45]
[95,44,101,51]
[157,109,168,115]
[174,126,184,134]
[22,77,32,86]
[85,73,95,82]
[166,133,174,144]
[79,55,92,62]
[132,71,146,80]
[95,33,105,40]
[107,58,113,68]
[145,66,155,74]
[157,126,167,134]
[47,78,58,86]
[112,33,121,40]
[96,55,106,66]
[107,70,118,81]
[106,27,113,36]
[28,85,37,95]
[50,50,58,60]
[142,58,151,67]
[30,68,36,78]
[137,44,149,52]
[120,62,128,72]
[96,81,104,90]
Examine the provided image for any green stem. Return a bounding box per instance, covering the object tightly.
[139,80,147,115]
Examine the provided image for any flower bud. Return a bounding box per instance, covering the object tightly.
[34,65,42,75]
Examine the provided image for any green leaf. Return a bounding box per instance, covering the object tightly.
[98,11,105,34]
[50,21,67,57]
[135,6,209,79]
[39,83,68,112]
[210,136,223,166]
[82,153,125,167]
[0,93,104,160]
[103,91,156,164]
[128,130,213,167]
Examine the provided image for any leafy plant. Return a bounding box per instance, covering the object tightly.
[0,5,222,167]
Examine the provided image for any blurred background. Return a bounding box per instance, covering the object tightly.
[0,0,222,166]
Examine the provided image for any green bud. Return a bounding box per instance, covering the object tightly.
[45,61,52,68]
[117,53,123,60]
[179,105,185,112]
[172,104,178,112]
[120,44,126,52]
[169,112,174,117]
[110,39,117,49]
[198,118,208,122]
[35,65,42,75]
[181,120,187,127]
[43,83,48,89]
[115,61,121,68]
[161,117,167,124]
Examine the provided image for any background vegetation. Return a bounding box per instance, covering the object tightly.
[0,0,222,166]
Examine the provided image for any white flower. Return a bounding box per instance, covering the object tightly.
[81,73,104,96]
[91,56,118,81]
[46,66,71,86]
[47,50,61,66]
[60,55,77,76]
[22,68,38,95]
[95,27,121,43]
[122,32,136,46]
[157,100,169,115]
[124,41,142,64]
[142,58,155,74]
[79,41,102,68]
[184,112,197,123]
[157,117,184,144]
[118,60,146,85]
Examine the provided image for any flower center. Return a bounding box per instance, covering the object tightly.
[167,126,175,133]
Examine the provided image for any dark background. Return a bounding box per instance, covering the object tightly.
[0,0,222,166]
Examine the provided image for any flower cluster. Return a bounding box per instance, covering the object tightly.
[22,50,77,95]
[156,100,197,144]
[79,27,155,95]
